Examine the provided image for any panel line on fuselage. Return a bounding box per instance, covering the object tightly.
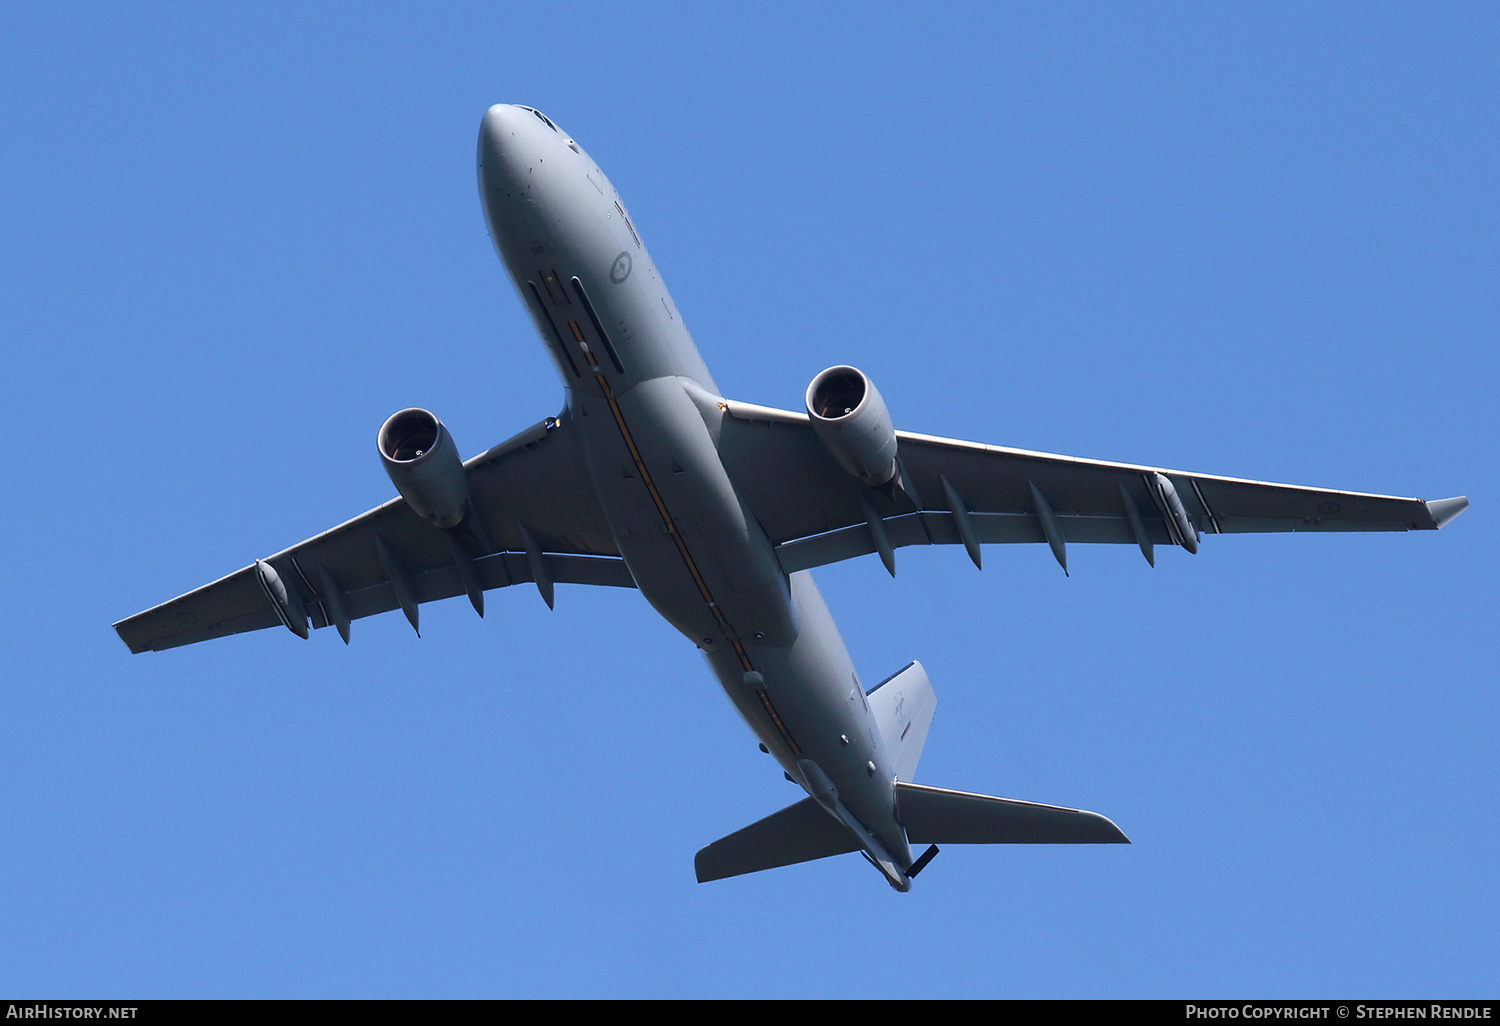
[524,281,581,378]
[574,343,803,755]
[570,276,626,375]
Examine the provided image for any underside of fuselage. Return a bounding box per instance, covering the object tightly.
[477,104,918,888]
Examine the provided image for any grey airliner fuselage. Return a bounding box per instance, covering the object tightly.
[478,104,915,886]
[116,103,1464,891]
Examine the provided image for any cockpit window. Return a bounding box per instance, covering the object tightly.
[517,106,559,132]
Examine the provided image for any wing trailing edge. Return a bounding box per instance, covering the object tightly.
[114,551,635,654]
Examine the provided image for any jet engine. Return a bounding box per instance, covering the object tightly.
[378,408,470,529]
[805,365,899,486]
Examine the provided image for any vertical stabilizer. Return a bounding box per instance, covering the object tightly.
[867,661,937,783]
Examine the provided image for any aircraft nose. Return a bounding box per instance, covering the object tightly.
[478,104,527,187]
[478,104,575,199]
[479,103,523,141]
[477,104,564,250]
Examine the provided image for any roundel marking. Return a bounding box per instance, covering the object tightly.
[609,251,632,284]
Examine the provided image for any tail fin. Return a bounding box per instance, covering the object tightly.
[694,797,860,883]
[867,660,937,783]
[896,782,1129,844]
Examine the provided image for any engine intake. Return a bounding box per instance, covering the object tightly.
[805,365,898,487]
[378,408,470,529]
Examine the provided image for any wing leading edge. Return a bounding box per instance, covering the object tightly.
[712,399,1467,575]
[114,413,633,654]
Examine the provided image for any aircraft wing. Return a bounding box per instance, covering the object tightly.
[713,400,1468,575]
[115,415,632,654]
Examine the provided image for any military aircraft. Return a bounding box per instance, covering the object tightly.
[115,104,1468,891]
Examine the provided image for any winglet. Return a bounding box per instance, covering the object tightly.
[1426,496,1469,529]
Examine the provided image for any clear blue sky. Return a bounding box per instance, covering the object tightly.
[2,3,1495,998]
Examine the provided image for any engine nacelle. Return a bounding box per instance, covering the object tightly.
[805,365,899,486]
[378,408,470,529]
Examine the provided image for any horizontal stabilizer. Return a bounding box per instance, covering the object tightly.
[695,797,860,883]
[897,782,1129,844]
